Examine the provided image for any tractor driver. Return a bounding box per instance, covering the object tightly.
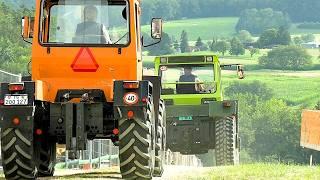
[75,5,112,44]
[177,67,204,94]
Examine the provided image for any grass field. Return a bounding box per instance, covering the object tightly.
[181,164,320,180]
[142,47,320,108]
[142,17,320,41]
[142,17,238,41]
[223,72,320,108]
[2,164,317,179]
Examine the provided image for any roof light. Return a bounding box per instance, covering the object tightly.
[160,57,168,63]
[123,81,140,89]
[9,83,24,91]
[206,56,213,62]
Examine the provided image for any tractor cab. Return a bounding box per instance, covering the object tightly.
[155,55,243,105]
[21,0,163,103]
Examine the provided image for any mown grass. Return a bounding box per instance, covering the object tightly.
[142,17,239,41]
[180,164,320,180]
[223,72,320,108]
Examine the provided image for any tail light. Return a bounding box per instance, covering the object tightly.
[9,83,24,92]
[127,111,134,119]
[0,99,4,105]
[123,81,139,89]
[12,117,20,125]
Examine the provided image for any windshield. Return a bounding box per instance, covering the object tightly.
[159,64,215,95]
[40,0,129,45]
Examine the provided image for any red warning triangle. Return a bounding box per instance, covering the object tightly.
[71,48,99,72]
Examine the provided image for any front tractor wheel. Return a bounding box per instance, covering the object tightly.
[119,101,155,179]
[1,128,37,179]
[215,116,240,166]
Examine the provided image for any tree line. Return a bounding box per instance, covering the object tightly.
[141,0,320,24]
[0,2,32,74]
[225,81,320,164]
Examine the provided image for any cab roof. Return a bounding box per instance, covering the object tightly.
[156,55,219,64]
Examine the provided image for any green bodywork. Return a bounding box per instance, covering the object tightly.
[154,55,239,155]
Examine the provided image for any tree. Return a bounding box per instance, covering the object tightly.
[147,32,174,56]
[173,40,180,53]
[257,27,291,48]
[249,48,260,57]
[229,37,245,56]
[237,30,254,43]
[236,8,291,34]
[180,30,189,53]
[293,37,303,46]
[315,101,320,110]
[212,40,230,56]
[259,46,312,70]
[195,37,208,51]
[277,26,291,45]
[225,80,273,101]
[301,34,316,43]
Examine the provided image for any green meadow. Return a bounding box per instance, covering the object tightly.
[142,17,320,41]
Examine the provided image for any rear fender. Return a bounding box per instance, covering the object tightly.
[113,80,152,119]
[209,100,238,118]
[0,82,35,131]
[0,106,34,135]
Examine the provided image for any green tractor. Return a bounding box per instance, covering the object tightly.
[154,55,243,166]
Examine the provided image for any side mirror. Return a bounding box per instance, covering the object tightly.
[22,16,34,39]
[151,18,163,39]
[237,65,245,79]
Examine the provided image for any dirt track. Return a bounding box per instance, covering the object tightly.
[38,165,208,180]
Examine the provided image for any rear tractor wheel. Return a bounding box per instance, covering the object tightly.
[1,128,37,179]
[35,138,56,177]
[119,99,155,179]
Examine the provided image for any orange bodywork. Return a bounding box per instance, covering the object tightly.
[31,0,142,102]
[301,110,320,151]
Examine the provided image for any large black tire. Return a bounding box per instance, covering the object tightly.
[1,128,37,179]
[215,116,240,166]
[119,100,155,179]
[153,100,166,177]
[36,139,56,177]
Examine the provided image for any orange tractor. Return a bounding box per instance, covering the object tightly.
[301,110,320,152]
[0,0,166,179]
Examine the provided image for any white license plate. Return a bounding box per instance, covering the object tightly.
[4,95,28,106]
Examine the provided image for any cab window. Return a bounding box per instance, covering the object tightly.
[40,0,129,46]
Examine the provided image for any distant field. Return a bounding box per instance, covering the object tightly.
[223,72,320,108]
[142,17,239,41]
[143,17,320,41]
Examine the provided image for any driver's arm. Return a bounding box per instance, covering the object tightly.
[102,25,112,44]
[195,77,205,91]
